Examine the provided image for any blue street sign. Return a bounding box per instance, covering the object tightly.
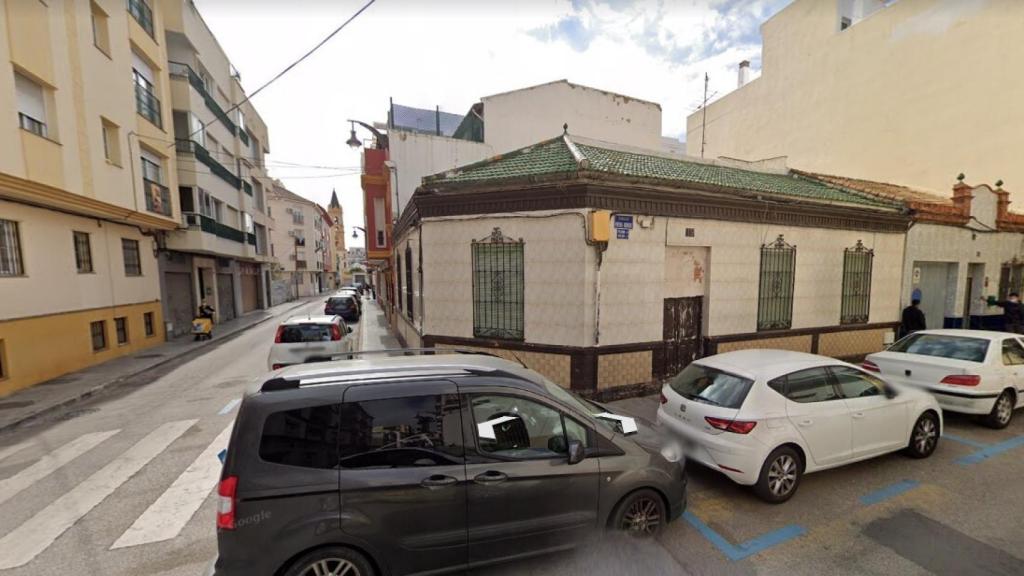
[616,229,629,240]
[613,215,634,230]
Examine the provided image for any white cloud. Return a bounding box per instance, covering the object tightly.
[195,0,790,248]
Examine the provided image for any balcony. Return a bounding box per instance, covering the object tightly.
[143,178,172,217]
[242,180,252,195]
[239,130,250,147]
[247,233,256,246]
[135,83,162,128]
[183,212,245,243]
[128,0,154,38]
[167,61,237,136]
[176,140,241,189]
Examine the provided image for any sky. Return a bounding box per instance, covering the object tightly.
[196,0,792,250]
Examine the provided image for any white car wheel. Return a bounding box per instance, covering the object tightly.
[985,391,1015,429]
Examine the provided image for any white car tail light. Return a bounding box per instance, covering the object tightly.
[704,416,757,434]
[861,360,880,372]
[273,326,285,343]
[940,374,981,386]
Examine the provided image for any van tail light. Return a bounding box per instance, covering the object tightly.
[330,324,342,341]
[271,363,286,370]
[940,374,981,386]
[705,416,757,434]
[217,476,237,530]
[861,360,880,373]
[659,391,668,404]
[273,326,284,343]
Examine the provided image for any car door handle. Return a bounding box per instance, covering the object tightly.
[798,419,814,427]
[852,412,866,419]
[420,475,458,489]
[474,470,508,485]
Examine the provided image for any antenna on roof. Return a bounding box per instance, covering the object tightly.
[563,123,569,134]
[700,72,709,158]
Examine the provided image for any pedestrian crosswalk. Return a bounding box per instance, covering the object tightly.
[0,418,235,570]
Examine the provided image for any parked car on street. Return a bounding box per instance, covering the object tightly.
[325,294,361,321]
[341,283,364,296]
[658,349,941,503]
[213,353,687,576]
[864,329,1024,428]
[266,315,355,370]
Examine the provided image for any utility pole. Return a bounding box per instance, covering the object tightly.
[700,72,709,159]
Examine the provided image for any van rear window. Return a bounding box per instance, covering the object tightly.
[668,364,754,409]
[279,324,333,343]
[260,404,340,469]
[888,333,989,362]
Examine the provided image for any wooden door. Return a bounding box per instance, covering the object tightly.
[663,296,703,377]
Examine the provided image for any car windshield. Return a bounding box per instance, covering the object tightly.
[278,324,333,343]
[539,378,621,432]
[888,333,989,362]
[668,363,754,409]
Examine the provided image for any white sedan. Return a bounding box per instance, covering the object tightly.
[267,315,355,370]
[657,349,941,503]
[864,329,1024,428]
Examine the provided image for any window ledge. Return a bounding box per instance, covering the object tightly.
[19,128,61,146]
[94,43,112,60]
[106,159,123,169]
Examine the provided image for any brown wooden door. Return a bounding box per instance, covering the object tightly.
[663,297,703,377]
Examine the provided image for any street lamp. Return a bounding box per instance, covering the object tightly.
[351,226,366,240]
[345,119,388,150]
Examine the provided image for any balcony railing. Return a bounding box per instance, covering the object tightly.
[135,83,162,128]
[183,212,246,243]
[167,61,237,135]
[294,237,306,247]
[128,0,154,38]
[143,178,172,216]
[176,140,241,189]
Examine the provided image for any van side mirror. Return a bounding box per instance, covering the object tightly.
[567,440,585,465]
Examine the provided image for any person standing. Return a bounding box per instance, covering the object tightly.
[900,299,927,337]
[984,293,1024,333]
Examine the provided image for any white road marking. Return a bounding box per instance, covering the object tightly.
[0,439,32,463]
[110,423,233,549]
[0,430,120,507]
[217,398,241,415]
[0,419,196,569]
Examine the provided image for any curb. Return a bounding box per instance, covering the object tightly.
[0,298,317,434]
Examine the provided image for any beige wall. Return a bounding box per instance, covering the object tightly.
[389,130,493,216]
[0,0,179,222]
[687,0,1024,197]
[0,200,162,321]
[421,211,597,346]
[483,81,664,156]
[267,192,325,277]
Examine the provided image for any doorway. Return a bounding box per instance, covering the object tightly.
[662,296,703,378]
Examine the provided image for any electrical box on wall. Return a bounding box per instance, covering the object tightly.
[589,210,611,242]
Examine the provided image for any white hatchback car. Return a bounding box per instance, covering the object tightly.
[864,329,1024,428]
[657,349,941,503]
[267,315,355,370]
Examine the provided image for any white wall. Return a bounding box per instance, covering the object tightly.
[483,81,664,156]
[0,200,161,320]
[389,130,493,215]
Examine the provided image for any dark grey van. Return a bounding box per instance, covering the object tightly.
[212,353,686,576]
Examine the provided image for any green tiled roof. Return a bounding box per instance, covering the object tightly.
[426,135,898,209]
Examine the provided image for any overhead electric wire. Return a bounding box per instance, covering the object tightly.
[168,0,377,150]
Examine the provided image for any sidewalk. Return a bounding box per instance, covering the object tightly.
[0,296,321,432]
[358,297,403,351]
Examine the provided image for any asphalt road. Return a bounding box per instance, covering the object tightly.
[2,300,1024,576]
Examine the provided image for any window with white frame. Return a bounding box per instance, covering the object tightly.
[101,118,121,164]
[0,219,25,276]
[90,1,111,55]
[15,72,47,138]
[140,149,162,184]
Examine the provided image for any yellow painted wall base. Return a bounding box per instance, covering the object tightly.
[0,301,165,397]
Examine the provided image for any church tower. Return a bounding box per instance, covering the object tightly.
[328,189,347,281]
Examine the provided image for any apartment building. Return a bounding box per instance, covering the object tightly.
[157,0,273,335]
[0,0,182,396]
[686,0,1024,198]
[267,183,329,299]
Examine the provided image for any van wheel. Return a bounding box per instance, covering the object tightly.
[283,546,374,576]
[754,446,802,503]
[612,489,666,538]
[905,412,939,458]
[984,390,1015,429]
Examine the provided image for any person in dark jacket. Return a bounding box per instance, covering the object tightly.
[900,299,927,337]
[985,293,1024,333]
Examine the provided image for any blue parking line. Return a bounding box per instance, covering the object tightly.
[956,435,1024,465]
[860,480,920,505]
[683,511,806,561]
[942,434,989,449]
